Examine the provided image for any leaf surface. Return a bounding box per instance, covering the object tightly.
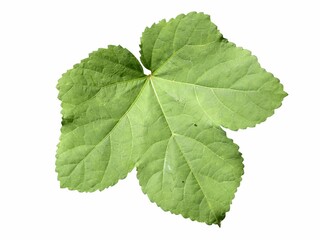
[137,79,244,224]
[138,12,286,224]
[57,12,286,225]
[56,45,146,192]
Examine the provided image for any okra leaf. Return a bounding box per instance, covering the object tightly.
[56,12,286,225]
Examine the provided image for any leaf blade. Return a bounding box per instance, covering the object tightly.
[152,41,286,130]
[57,12,286,226]
[137,12,286,224]
[140,12,223,72]
[136,78,244,225]
[56,46,147,192]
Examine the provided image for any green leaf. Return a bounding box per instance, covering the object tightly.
[140,12,223,72]
[56,45,146,191]
[57,12,286,225]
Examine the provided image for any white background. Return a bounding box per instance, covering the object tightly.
[1,0,319,239]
